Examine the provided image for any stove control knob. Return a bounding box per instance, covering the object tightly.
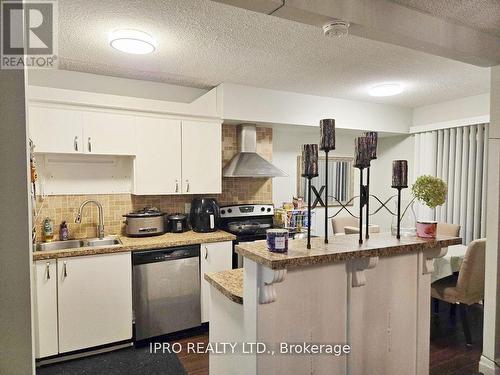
[267,208,272,212]
[228,208,232,213]
[261,207,265,212]
[221,210,225,215]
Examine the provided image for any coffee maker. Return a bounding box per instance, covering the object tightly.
[190,198,220,232]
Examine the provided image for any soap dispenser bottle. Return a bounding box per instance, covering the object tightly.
[60,221,69,241]
[43,217,54,242]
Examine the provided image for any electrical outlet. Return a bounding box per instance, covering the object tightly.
[184,203,191,213]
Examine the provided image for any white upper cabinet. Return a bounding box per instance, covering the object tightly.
[82,110,136,155]
[29,105,84,154]
[134,116,182,195]
[29,105,136,156]
[181,120,222,194]
[29,102,222,195]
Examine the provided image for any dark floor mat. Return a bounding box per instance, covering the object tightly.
[37,346,186,375]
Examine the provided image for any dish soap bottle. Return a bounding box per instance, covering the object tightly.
[43,217,54,242]
[60,221,69,241]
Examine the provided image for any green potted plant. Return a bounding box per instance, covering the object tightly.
[411,175,447,238]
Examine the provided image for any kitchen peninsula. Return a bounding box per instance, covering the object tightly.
[205,233,462,375]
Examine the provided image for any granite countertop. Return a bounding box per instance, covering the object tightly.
[33,230,236,260]
[204,268,243,305]
[235,232,462,270]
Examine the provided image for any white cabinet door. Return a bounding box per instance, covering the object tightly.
[82,110,136,155]
[133,116,182,195]
[57,253,132,353]
[29,105,83,153]
[33,260,58,358]
[200,241,233,322]
[181,120,222,194]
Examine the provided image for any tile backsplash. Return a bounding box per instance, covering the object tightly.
[34,125,273,240]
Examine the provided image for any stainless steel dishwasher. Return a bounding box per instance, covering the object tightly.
[132,245,201,341]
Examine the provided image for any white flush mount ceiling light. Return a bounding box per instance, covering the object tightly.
[323,20,350,37]
[369,83,404,97]
[109,29,156,54]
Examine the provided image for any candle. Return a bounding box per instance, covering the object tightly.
[354,137,370,169]
[364,131,378,160]
[392,160,408,188]
[320,119,336,151]
[301,144,319,177]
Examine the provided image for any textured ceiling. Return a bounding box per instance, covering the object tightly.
[390,0,500,37]
[56,0,491,108]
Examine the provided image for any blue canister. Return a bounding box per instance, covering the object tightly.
[266,229,289,253]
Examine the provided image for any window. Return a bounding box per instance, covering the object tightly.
[296,155,354,206]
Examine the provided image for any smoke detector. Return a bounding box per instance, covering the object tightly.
[323,20,350,37]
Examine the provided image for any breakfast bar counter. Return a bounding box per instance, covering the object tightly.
[235,233,461,269]
[208,233,461,375]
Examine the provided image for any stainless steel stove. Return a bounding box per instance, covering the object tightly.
[219,204,275,268]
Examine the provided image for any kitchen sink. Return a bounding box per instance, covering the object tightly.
[85,238,122,247]
[35,237,122,251]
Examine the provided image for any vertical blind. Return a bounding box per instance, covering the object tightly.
[414,123,489,244]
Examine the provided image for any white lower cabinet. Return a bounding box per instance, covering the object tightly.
[200,241,233,323]
[34,252,132,358]
[34,260,58,358]
[57,252,132,353]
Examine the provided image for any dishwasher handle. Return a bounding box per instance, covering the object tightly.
[132,245,200,265]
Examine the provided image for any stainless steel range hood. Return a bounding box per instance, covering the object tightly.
[223,124,288,178]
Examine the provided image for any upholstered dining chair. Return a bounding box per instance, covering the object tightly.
[331,217,358,235]
[431,238,486,345]
[437,222,461,237]
[344,225,380,235]
[432,222,462,314]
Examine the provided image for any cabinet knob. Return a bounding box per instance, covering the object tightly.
[88,137,92,152]
[74,136,78,151]
[63,261,68,278]
[204,246,208,260]
[186,180,190,193]
[45,262,50,280]
[175,180,179,193]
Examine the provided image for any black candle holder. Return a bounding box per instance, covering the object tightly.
[306,176,313,249]
[364,132,378,239]
[302,144,319,250]
[394,187,403,239]
[354,137,371,244]
[320,119,335,244]
[391,160,408,240]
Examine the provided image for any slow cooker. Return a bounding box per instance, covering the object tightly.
[123,207,166,237]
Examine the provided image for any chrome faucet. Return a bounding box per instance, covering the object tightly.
[75,200,105,239]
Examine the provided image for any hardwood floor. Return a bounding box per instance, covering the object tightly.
[175,333,209,375]
[430,302,483,375]
[174,304,484,375]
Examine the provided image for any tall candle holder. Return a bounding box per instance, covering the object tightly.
[354,137,371,244]
[392,160,408,239]
[319,119,335,244]
[302,144,319,249]
[364,131,378,239]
